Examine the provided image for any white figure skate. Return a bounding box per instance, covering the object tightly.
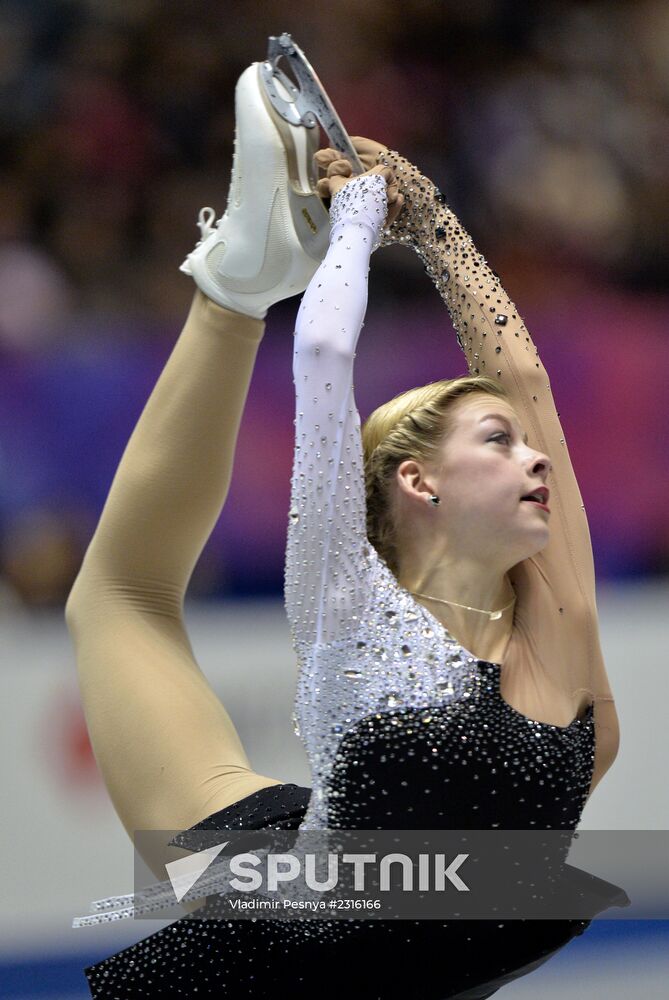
[181,34,364,320]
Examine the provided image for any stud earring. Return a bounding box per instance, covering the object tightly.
[428,495,440,506]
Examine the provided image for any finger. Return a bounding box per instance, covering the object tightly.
[350,136,389,154]
[326,158,353,178]
[316,177,331,198]
[314,148,340,167]
[315,148,359,169]
[316,143,378,172]
[317,141,374,156]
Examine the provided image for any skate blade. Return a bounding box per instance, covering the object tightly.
[261,33,365,177]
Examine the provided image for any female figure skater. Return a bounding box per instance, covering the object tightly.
[68,62,621,998]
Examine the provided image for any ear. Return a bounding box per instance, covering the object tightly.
[395,459,436,503]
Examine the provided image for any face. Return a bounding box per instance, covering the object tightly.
[402,393,553,569]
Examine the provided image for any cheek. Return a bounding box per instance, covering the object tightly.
[442,463,508,509]
[447,451,508,487]
[441,457,520,518]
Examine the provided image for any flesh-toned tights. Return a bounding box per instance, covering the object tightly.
[65,290,283,880]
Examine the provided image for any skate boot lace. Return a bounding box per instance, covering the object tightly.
[195,206,218,246]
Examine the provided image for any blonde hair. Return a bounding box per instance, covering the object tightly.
[362,375,509,577]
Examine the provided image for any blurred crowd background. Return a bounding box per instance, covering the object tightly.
[1,0,668,609]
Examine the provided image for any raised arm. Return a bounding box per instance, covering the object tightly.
[373,146,618,793]
[375,152,595,602]
[284,172,389,658]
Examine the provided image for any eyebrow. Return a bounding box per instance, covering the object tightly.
[479,413,529,446]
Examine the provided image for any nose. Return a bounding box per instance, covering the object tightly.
[529,449,552,478]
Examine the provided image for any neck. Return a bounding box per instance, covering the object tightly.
[399,555,514,612]
[397,556,516,661]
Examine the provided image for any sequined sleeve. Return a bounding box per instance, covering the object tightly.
[284,173,388,657]
[374,150,618,791]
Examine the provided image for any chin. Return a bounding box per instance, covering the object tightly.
[528,528,550,557]
[512,526,550,563]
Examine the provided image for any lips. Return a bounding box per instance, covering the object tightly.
[520,485,550,509]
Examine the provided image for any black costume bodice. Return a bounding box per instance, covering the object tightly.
[327,660,595,831]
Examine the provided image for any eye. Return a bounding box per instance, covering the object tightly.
[489,431,511,444]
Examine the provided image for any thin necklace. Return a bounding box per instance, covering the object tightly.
[409,591,516,622]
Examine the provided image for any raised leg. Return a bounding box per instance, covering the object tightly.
[65,291,284,878]
[66,58,331,883]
